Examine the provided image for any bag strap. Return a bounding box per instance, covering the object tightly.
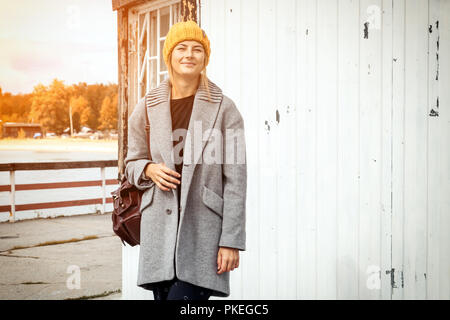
[144,94,152,161]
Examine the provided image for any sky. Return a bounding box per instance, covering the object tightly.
[0,0,117,94]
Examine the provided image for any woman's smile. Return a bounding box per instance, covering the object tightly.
[170,40,205,78]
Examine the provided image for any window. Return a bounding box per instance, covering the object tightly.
[136,1,182,100]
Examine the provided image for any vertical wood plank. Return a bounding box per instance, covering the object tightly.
[238,0,260,300]
[275,0,298,299]
[436,0,450,300]
[427,0,440,300]
[430,0,450,300]
[224,0,241,105]
[118,7,131,298]
[438,0,450,300]
[258,0,278,299]
[403,0,428,299]
[9,171,15,223]
[118,7,128,181]
[206,0,225,86]
[316,0,338,299]
[122,245,153,299]
[296,0,318,299]
[337,0,361,300]
[181,0,197,21]
[128,9,138,113]
[359,0,383,300]
[380,0,394,300]
[101,167,106,214]
[391,0,406,300]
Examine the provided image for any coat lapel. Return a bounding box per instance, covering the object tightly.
[145,78,223,208]
[146,80,175,172]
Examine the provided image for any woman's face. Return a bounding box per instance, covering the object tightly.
[170,40,205,78]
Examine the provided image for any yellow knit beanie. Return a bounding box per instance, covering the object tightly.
[163,20,211,68]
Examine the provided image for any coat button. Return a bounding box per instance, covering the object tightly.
[178,206,182,212]
[166,208,172,215]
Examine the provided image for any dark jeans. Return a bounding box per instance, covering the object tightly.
[151,276,213,300]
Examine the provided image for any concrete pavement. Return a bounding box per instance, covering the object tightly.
[0,213,122,300]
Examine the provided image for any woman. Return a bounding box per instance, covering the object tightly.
[124,20,247,300]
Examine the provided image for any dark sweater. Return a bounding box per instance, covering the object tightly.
[170,93,195,205]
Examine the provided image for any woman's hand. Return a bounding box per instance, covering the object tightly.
[217,246,239,274]
[144,162,180,191]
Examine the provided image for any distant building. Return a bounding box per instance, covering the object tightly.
[2,122,43,138]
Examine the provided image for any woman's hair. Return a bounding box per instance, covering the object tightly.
[166,50,212,103]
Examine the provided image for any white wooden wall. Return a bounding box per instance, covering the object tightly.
[122,0,450,300]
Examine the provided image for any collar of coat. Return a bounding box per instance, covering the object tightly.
[144,77,224,176]
[145,77,223,107]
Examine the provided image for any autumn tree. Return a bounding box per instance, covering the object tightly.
[0,87,32,123]
[98,94,118,131]
[1,81,117,134]
[70,95,91,131]
[28,79,70,134]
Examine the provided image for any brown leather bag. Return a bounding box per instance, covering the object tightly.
[110,103,151,246]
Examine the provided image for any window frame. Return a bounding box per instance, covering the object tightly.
[134,0,182,100]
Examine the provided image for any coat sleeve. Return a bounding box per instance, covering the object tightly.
[218,100,247,251]
[124,97,156,190]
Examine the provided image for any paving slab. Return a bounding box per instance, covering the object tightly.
[0,213,122,300]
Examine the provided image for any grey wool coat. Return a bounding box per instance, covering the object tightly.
[124,78,247,298]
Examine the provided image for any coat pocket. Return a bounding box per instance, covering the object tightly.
[202,185,224,219]
[140,185,155,213]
